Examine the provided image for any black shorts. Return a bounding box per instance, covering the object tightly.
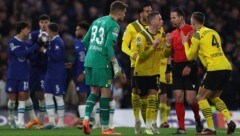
[131,67,137,88]
[201,70,231,91]
[159,82,173,99]
[136,75,160,96]
[172,61,198,91]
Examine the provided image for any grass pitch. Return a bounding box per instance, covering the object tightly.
[0,126,239,136]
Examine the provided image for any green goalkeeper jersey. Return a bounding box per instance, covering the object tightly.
[83,15,120,68]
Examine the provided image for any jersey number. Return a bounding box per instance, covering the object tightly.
[90,26,105,45]
[212,35,219,48]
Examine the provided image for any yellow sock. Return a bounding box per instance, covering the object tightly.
[146,95,156,128]
[165,104,171,121]
[131,93,140,121]
[159,103,166,123]
[198,99,215,130]
[210,97,231,123]
[152,95,158,124]
[140,98,147,123]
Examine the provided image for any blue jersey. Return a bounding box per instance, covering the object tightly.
[7,36,38,80]
[73,39,90,93]
[29,30,48,73]
[73,39,86,79]
[45,35,66,79]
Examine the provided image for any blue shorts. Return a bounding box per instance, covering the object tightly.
[5,79,29,94]
[44,78,66,95]
[29,72,45,92]
[74,79,90,93]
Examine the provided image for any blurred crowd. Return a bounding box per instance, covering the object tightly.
[0,0,240,110]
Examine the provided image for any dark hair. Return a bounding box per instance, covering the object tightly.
[48,22,59,33]
[77,22,90,31]
[39,14,50,21]
[16,21,30,34]
[147,11,160,24]
[137,2,151,14]
[192,12,205,24]
[110,1,128,14]
[171,7,185,17]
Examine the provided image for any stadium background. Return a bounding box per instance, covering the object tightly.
[0,0,240,128]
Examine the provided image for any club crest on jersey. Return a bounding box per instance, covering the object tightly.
[112,27,119,37]
[136,37,142,46]
[18,57,26,62]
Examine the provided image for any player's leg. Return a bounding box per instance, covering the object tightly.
[159,83,169,128]
[172,64,186,134]
[6,80,17,129]
[130,68,142,134]
[92,101,101,129]
[52,79,66,129]
[17,91,28,128]
[196,87,216,134]
[209,70,236,135]
[38,78,46,126]
[17,80,30,129]
[25,92,38,129]
[77,91,88,124]
[43,78,56,129]
[109,98,116,130]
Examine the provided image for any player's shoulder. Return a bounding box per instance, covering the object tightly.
[30,30,40,36]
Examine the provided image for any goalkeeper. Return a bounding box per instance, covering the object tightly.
[81,1,127,135]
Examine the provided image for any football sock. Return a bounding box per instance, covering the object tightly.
[131,93,140,122]
[198,99,215,131]
[45,93,55,125]
[210,97,231,123]
[175,102,185,129]
[25,98,36,120]
[55,95,65,127]
[100,97,110,131]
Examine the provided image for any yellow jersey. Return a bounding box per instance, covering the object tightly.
[159,58,173,84]
[134,28,165,76]
[122,20,148,67]
[184,27,232,71]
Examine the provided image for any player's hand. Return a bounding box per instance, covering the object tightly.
[112,59,121,78]
[120,73,127,84]
[153,38,160,50]
[166,33,172,44]
[39,46,46,53]
[165,73,171,83]
[182,66,191,76]
[64,63,72,69]
[180,31,193,44]
[132,52,138,60]
[77,73,85,83]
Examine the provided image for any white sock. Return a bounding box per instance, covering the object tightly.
[109,100,116,129]
[39,100,46,124]
[78,105,85,122]
[55,95,65,127]
[17,101,26,125]
[8,100,16,123]
[25,98,36,120]
[94,102,100,126]
[45,93,55,125]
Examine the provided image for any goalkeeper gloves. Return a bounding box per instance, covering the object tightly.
[111,59,121,78]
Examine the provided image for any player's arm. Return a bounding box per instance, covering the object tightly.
[11,42,39,57]
[121,25,136,58]
[182,32,200,61]
[136,33,154,60]
[163,33,172,58]
[44,41,63,61]
[106,25,121,78]
[83,25,92,50]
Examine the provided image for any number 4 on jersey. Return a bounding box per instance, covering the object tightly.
[212,35,219,48]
